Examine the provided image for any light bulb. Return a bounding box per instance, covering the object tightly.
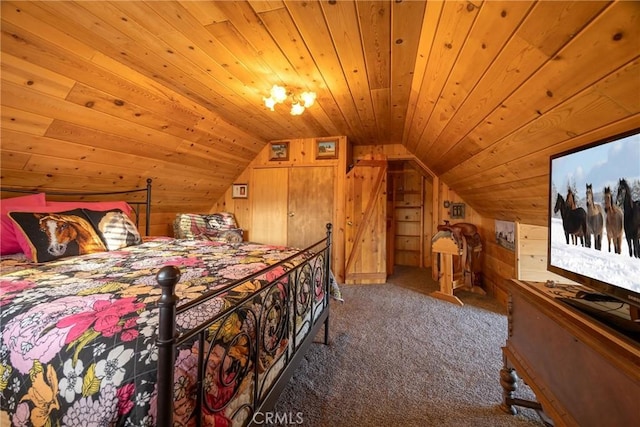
[263,96,276,111]
[270,85,287,103]
[290,103,305,116]
[300,91,316,108]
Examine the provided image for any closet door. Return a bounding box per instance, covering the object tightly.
[287,167,334,249]
[251,168,288,245]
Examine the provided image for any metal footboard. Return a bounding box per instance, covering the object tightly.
[156,224,332,426]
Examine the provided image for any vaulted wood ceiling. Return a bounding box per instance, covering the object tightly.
[1,1,639,226]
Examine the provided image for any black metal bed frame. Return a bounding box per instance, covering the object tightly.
[1,179,332,425]
[155,224,332,426]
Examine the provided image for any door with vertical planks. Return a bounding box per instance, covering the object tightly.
[345,159,387,284]
[287,167,334,249]
[251,168,289,245]
[251,166,334,249]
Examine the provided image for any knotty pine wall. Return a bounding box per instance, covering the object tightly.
[211,138,538,301]
[212,136,348,282]
[479,221,581,307]
[480,217,517,307]
[517,223,578,284]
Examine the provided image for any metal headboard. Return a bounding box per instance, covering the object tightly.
[1,178,152,236]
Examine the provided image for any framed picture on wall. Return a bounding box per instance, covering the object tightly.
[495,220,515,251]
[269,141,289,161]
[232,183,248,199]
[315,138,338,159]
[450,203,465,219]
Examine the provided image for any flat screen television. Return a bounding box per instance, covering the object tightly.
[547,127,640,315]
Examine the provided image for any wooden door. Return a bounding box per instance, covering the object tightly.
[345,159,387,284]
[287,166,334,249]
[251,168,288,245]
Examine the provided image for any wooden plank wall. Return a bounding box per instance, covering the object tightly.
[212,139,566,298]
[2,1,639,239]
[481,221,580,308]
[213,135,348,282]
[1,0,268,236]
[517,223,577,285]
[480,217,516,307]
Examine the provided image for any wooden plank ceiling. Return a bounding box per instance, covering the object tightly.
[1,0,639,226]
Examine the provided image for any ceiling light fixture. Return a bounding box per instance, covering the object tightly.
[263,85,316,115]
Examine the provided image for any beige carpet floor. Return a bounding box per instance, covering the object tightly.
[273,265,545,427]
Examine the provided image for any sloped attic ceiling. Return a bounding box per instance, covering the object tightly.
[1,1,639,225]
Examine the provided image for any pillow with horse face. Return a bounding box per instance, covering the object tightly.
[83,209,142,250]
[8,209,107,262]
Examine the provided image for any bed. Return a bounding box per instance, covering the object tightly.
[0,180,332,426]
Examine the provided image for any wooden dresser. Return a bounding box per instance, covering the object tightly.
[501,279,640,427]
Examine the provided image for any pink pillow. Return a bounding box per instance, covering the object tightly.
[1,193,46,255]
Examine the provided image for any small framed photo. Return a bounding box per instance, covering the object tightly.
[315,138,338,159]
[232,183,248,199]
[269,141,289,161]
[450,203,465,219]
[495,220,515,251]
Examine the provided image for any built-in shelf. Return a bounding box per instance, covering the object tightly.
[389,167,425,268]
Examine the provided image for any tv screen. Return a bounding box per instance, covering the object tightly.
[548,128,640,308]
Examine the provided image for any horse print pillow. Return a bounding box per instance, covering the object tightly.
[8,209,107,263]
[83,209,142,250]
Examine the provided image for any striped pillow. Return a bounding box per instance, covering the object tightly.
[83,209,141,250]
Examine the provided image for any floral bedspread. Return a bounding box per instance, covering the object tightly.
[0,238,312,426]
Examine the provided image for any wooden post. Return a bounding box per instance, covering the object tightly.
[431,234,464,306]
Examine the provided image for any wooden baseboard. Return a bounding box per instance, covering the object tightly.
[345,272,387,285]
